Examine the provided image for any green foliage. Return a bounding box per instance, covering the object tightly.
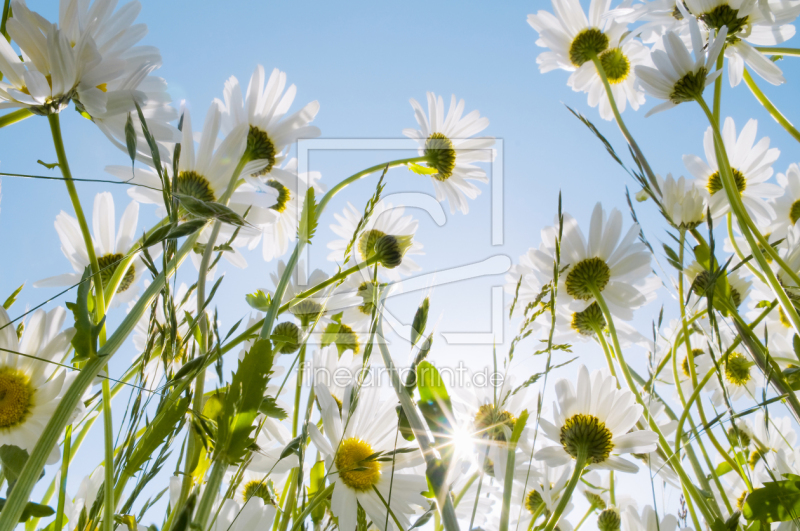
[122,396,189,477]
[125,112,137,167]
[406,162,438,175]
[35,160,59,170]
[143,219,207,248]
[298,187,318,244]
[174,193,248,227]
[742,474,800,523]
[66,268,105,362]
[0,499,53,523]
[245,289,271,312]
[411,297,429,347]
[2,283,23,310]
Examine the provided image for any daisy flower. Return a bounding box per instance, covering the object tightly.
[328,200,423,281]
[621,504,679,531]
[635,14,726,115]
[706,345,759,406]
[0,305,79,463]
[268,259,333,328]
[536,365,658,473]
[311,345,362,408]
[34,192,145,307]
[210,498,276,531]
[403,93,494,214]
[218,65,321,177]
[332,266,383,340]
[511,460,573,530]
[749,410,797,469]
[652,173,708,230]
[617,0,692,44]
[449,468,498,528]
[768,163,800,240]
[63,466,104,531]
[131,282,198,388]
[308,384,428,531]
[685,0,800,86]
[239,158,324,262]
[684,118,782,225]
[0,0,159,117]
[684,260,752,309]
[557,203,655,321]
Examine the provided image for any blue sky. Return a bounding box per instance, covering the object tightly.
[3,0,800,524]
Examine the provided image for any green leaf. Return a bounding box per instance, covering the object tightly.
[298,187,318,244]
[406,162,438,175]
[2,283,23,310]
[742,473,800,522]
[134,101,162,175]
[0,445,28,485]
[396,405,414,442]
[280,435,303,460]
[169,355,206,385]
[308,461,326,524]
[694,242,712,270]
[663,243,682,271]
[0,498,54,522]
[416,362,455,468]
[258,396,287,420]
[122,396,189,477]
[793,334,800,361]
[66,268,105,362]
[144,220,208,249]
[410,297,429,347]
[174,193,248,227]
[416,361,449,404]
[36,160,59,170]
[409,508,434,529]
[218,338,275,464]
[245,289,271,312]
[125,112,137,166]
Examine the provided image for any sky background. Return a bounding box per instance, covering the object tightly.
[2,0,800,528]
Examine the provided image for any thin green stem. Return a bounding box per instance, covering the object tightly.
[291,343,306,438]
[193,459,225,531]
[288,484,335,531]
[756,46,800,56]
[726,213,766,284]
[54,425,71,531]
[101,378,114,531]
[543,454,586,531]
[573,506,595,531]
[590,55,660,195]
[743,67,800,143]
[0,109,33,128]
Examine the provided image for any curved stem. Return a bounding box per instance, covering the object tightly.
[756,46,800,56]
[726,213,767,284]
[0,108,33,128]
[288,483,335,531]
[590,55,660,195]
[743,67,800,143]
[542,455,586,531]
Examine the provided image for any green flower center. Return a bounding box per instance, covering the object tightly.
[560,413,614,464]
[789,200,800,225]
[266,180,291,213]
[247,126,277,176]
[565,258,611,301]
[474,403,516,442]
[584,491,607,510]
[707,168,747,196]
[597,508,621,531]
[177,170,216,203]
[242,480,274,504]
[599,48,630,84]
[0,367,33,428]
[700,4,749,39]
[670,68,708,104]
[569,28,609,67]
[98,253,136,293]
[571,302,607,336]
[525,486,547,515]
[424,133,456,181]
[335,437,381,491]
[290,299,324,327]
[736,490,748,511]
[357,282,376,316]
[727,426,751,448]
[273,321,302,354]
[724,353,752,387]
[358,229,387,262]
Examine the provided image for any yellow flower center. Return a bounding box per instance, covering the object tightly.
[358,229,387,262]
[570,302,606,336]
[681,349,705,379]
[246,126,277,176]
[474,404,516,441]
[565,258,611,301]
[424,133,456,181]
[266,180,291,213]
[242,480,273,504]
[569,28,609,67]
[599,48,630,84]
[790,200,800,226]
[0,368,33,428]
[177,170,216,203]
[707,168,747,196]
[335,438,381,491]
[724,353,752,387]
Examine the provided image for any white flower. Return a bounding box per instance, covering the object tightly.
[0,0,160,117]
[622,504,679,531]
[684,0,800,86]
[332,268,381,340]
[311,345,361,405]
[63,466,104,531]
[209,498,277,531]
[239,158,324,262]
[529,0,649,121]
[654,173,708,230]
[403,93,494,214]
[751,410,797,469]
[219,65,321,177]
[618,0,692,44]
[267,259,333,328]
[635,14,726,115]
[558,203,656,321]
[511,460,573,529]
[34,192,145,307]
[327,200,423,281]
[0,305,79,463]
[684,117,782,225]
[684,260,752,309]
[309,384,428,531]
[768,163,800,239]
[536,365,658,473]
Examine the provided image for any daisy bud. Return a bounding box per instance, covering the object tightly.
[597,508,621,531]
[273,321,302,354]
[374,235,413,269]
[584,491,607,510]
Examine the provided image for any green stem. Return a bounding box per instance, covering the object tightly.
[590,55,660,195]
[288,484,335,531]
[0,233,199,531]
[726,213,766,284]
[101,377,114,531]
[0,109,33,128]
[573,506,595,531]
[743,67,800,143]
[673,369,716,456]
[259,156,426,342]
[589,286,716,524]
[713,45,724,124]
[54,425,71,531]
[756,46,800,56]
[0,0,10,41]
[277,470,298,531]
[192,459,225,531]
[291,343,306,438]
[542,453,586,531]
